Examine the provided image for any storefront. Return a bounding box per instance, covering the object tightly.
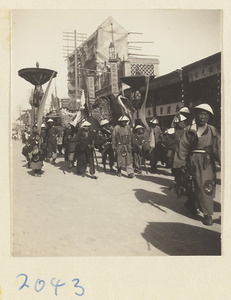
[139,70,184,131]
[182,52,221,131]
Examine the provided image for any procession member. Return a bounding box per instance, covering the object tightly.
[28,133,44,177]
[173,104,221,226]
[163,114,187,168]
[112,115,134,178]
[22,139,33,168]
[75,120,97,179]
[45,118,60,164]
[131,125,149,174]
[67,128,79,169]
[148,117,163,172]
[97,119,115,173]
[40,123,46,142]
[63,123,74,162]
[57,133,63,156]
[28,124,38,144]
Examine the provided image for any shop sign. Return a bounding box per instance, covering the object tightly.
[88,76,95,100]
[156,102,182,116]
[110,62,119,95]
[188,62,221,82]
[61,98,70,109]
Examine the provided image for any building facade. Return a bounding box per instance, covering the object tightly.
[66,16,159,116]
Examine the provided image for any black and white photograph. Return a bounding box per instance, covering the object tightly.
[11,9,222,258]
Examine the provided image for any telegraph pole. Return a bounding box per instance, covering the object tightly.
[63,31,87,106]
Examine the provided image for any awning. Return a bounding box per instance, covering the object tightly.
[119,75,155,89]
[18,68,57,86]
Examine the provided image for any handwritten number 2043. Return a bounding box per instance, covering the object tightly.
[16,274,84,296]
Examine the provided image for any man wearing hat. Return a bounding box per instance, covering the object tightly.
[45,118,60,164]
[148,117,163,172]
[112,115,134,178]
[28,123,38,144]
[97,119,115,173]
[163,114,187,168]
[173,103,221,226]
[75,120,97,179]
[132,125,149,174]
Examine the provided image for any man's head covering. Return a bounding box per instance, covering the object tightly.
[47,118,54,123]
[80,120,91,128]
[150,117,159,124]
[135,125,144,130]
[173,114,187,123]
[41,124,46,128]
[179,107,190,114]
[100,119,109,126]
[118,115,129,122]
[194,103,214,115]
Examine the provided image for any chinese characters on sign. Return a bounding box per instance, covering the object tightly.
[110,62,119,96]
[156,102,183,116]
[189,62,221,82]
[88,76,95,101]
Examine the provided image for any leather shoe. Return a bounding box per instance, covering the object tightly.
[128,173,134,178]
[203,215,213,226]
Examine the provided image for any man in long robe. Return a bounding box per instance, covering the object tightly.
[75,120,97,179]
[148,117,163,172]
[163,114,187,168]
[45,119,60,164]
[112,116,134,178]
[173,104,221,226]
[97,119,115,173]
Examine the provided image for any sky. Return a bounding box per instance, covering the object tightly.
[11,9,222,121]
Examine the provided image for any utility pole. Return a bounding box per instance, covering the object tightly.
[63,31,87,107]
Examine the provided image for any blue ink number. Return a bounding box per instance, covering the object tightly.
[72,278,85,296]
[35,279,45,292]
[51,278,66,296]
[17,273,29,290]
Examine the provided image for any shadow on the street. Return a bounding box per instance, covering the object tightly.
[53,160,76,174]
[141,222,221,255]
[52,159,118,177]
[135,174,173,187]
[133,187,205,222]
[214,200,221,213]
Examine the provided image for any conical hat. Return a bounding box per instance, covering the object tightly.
[80,120,91,127]
[194,103,214,115]
[100,119,109,126]
[179,107,190,114]
[135,125,144,130]
[118,115,129,122]
[174,114,187,123]
[150,118,159,124]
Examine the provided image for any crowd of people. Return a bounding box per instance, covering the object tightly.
[21,103,221,226]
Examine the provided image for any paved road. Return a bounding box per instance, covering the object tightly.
[11,140,221,256]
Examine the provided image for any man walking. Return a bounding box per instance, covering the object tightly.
[173,104,221,226]
[112,115,134,178]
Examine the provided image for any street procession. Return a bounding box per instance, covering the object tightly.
[12,11,222,257]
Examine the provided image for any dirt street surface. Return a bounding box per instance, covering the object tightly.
[11,140,221,256]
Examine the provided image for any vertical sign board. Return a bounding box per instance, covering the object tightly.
[110,62,119,96]
[88,75,95,104]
